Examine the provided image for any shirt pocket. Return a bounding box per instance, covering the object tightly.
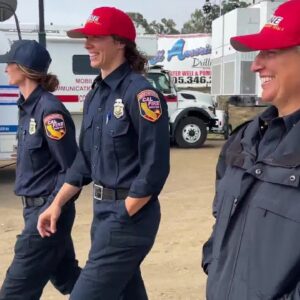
[251,164,300,222]
[107,119,130,137]
[25,134,50,172]
[250,163,300,221]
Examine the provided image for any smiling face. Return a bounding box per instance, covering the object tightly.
[251,47,300,115]
[84,35,125,77]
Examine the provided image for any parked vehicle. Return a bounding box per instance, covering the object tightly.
[0,24,218,160]
[147,66,218,148]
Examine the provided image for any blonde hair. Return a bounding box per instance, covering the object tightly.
[18,64,59,92]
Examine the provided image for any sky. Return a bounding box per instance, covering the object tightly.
[2,0,210,31]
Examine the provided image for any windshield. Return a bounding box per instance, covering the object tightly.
[146,73,173,95]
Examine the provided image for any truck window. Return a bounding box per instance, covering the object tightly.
[72,55,99,75]
[146,73,172,94]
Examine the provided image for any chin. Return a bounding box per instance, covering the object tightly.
[90,61,101,69]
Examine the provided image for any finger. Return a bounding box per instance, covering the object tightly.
[37,219,45,237]
[50,216,57,234]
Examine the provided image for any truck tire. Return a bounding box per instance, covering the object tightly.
[223,124,232,140]
[175,117,207,148]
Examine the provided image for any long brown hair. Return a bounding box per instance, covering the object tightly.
[17,64,59,92]
[112,35,148,74]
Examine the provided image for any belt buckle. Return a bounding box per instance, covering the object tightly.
[94,184,103,201]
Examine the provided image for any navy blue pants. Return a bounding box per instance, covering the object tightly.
[0,200,81,300]
[70,197,160,300]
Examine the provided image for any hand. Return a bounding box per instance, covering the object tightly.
[37,203,62,238]
[124,196,151,216]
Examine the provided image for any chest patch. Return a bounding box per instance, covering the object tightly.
[43,113,66,140]
[137,90,162,122]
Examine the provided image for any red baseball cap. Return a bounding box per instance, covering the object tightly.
[67,7,136,42]
[230,0,300,52]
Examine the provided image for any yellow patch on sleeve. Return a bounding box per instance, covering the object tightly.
[137,90,162,122]
[43,113,66,140]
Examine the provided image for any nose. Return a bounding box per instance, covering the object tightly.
[84,37,92,49]
[251,52,264,73]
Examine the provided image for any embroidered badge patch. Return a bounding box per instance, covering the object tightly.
[113,99,124,119]
[137,90,162,122]
[43,114,66,140]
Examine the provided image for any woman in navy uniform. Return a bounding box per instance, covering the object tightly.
[202,1,300,299]
[0,40,80,299]
[38,7,170,300]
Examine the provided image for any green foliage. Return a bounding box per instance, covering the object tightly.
[182,0,249,33]
[128,1,250,35]
[128,12,179,34]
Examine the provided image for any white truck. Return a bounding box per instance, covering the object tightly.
[0,24,218,160]
[147,66,218,147]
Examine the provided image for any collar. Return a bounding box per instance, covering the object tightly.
[259,105,278,125]
[101,62,131,91]
[282,108,300,132]
[259,105,300,132]
[17,85,44,115]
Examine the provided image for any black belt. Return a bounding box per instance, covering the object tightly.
[93,184,129,201]
[21,196,47,208]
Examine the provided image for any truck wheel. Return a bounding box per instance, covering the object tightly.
[175,117,207,148]
[223,124,232,140]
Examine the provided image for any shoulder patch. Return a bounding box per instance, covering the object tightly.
[137,90,162,122]
[44,113,66,140]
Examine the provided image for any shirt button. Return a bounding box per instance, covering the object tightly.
[98,107,102,112]
[94,145,98,150]
[290,175,296,182]
[255,168,262,175]
[96,126,100,131]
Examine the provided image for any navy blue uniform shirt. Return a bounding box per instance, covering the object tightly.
[15,86,78,198]
[66,62,170,197]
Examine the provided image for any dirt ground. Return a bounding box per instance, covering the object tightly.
[0,139,224,300]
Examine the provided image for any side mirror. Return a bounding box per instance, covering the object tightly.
[0,0,17,22]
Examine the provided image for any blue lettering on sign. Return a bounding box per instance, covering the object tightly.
[0,125,18,133]
[167,39,211,62]
[149,50,165,65]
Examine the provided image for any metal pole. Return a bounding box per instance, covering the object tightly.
[38,0,46,47]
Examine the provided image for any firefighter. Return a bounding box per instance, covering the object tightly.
[0,40,80,299]
[202,0,300,299]
[37,7,170,300]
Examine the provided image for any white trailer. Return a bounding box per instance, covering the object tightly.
[0,24,218,154]
[0,31,18,160]
[211,0,284,98]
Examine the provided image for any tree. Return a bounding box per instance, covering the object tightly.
[181,0,249,34]
[161,18,180,34]
[221,0,249,14]
[182,9,206,34]
[128,12,179,34]
[127,12,155,34]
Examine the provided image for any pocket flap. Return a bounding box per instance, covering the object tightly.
[26,134,43,149]
[250,164,300,188]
